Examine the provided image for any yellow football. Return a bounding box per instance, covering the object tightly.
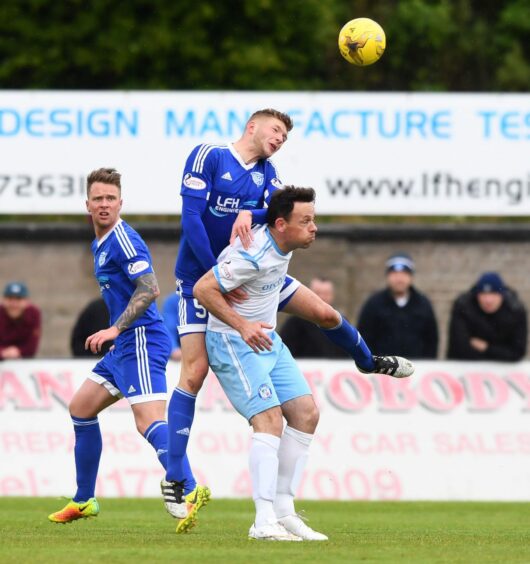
[338,18,386,66]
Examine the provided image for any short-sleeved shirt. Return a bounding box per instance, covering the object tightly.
[92,219,162,331]
[175,143,282,285]
[210,224,291,334]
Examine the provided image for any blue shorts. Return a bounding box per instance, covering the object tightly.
[205,330,311,421]
[89,322,171,405]
[177,275,301,336]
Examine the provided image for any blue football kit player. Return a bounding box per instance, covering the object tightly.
[165,110,414,527]
[48,168,207,527]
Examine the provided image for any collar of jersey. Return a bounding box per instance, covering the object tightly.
[97,218,123,247]
[265,227,290,257]
[228,143,259,171]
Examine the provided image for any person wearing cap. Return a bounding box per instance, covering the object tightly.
[357,253,438,359]
[0,281,41,359]
[447,272,527,361]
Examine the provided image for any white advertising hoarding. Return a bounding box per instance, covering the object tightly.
[1,359,528,500]
[0,91,529,216]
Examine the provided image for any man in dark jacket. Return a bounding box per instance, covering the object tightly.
[357,253,438,359]
[70,297,112,357]
[447,272,527,361]
[0,281,41,359]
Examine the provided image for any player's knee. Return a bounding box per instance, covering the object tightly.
[135,419,149,436]
[69,396,91,419]
[180,357,209,394]
[68,398,80,418]
[306,403,320,431]
[315,304,340,329]
[251,407,283,436]
[292,401,319,433]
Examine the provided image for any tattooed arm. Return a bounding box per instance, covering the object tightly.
[85,273,160,353]
[114,273,160,331]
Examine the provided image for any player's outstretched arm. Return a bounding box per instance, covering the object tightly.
[194,271,272,353]
[85,273,160,353]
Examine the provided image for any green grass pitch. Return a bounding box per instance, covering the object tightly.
[1,498,529,563]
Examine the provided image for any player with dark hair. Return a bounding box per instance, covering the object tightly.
[48,168,207,524]
[194,186,376,540]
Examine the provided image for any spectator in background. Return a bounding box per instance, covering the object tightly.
[161,292,182,361]
[70,297,112,357]
[357,253,438,359]
[280,277,349,358]
[447,271,527,361]
[0,281,41,359]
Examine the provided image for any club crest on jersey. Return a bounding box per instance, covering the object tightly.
[183,173,206,190]
[98,252,108,266]
[251,172,264,187]
[128,261,149,275]
[258,384,272,400]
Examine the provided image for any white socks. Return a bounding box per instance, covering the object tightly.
[249,427,314,526]
[249,432,280,528]
[274,426,313,519]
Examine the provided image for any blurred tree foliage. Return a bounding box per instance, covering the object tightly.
[0,0,528,91]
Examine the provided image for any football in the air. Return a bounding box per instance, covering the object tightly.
[338,18,386,66]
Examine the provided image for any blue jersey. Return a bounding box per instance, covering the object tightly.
[174,143,282,289]
[92,219,162,330]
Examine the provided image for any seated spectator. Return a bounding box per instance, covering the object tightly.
[70,297,112,357]
[447,271,527,361]
[161,291,182,361]
[0,281,41,359]
[357,253,438,359]
[279,277,349,358]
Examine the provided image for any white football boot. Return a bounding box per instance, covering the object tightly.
[160,479,187,519]
[248,519,302,541]
[278,514,328,541]
[359,355,415,378]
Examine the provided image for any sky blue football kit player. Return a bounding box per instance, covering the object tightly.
[195,186,328,541]
[165,109,414,526]
[48,168,207,528]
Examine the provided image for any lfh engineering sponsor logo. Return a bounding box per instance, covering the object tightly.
[326,172,530,205]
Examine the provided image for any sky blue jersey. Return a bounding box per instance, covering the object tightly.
[92,219,162,330]
[174,143,282,289]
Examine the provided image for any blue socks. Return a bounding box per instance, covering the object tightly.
[144,420,169,469]
[71,391,198,501]
[322,314,375,371]
[72,416,102,502]
[167,387,197,494]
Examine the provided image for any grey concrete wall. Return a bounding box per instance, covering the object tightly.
[1,229,529,359]
[285,237,530,359]
[0,238,179,358]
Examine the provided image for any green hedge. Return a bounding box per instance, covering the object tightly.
[0,0,528,91]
